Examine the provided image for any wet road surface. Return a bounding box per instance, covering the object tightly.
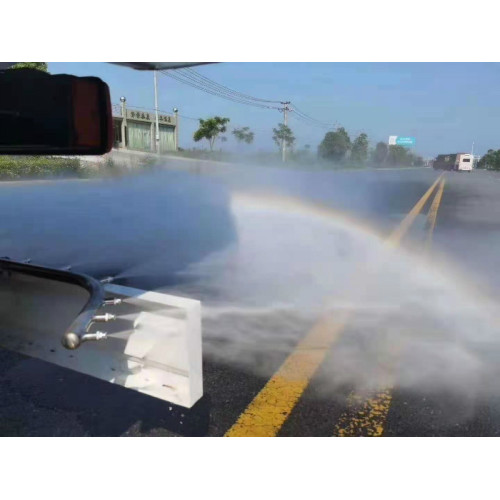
[1,164,500,436]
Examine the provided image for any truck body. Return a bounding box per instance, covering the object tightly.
[433,153,473,171]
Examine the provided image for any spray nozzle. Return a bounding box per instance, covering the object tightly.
[92,313,116,322]
[103,298,123,306]
[81,331,108,342]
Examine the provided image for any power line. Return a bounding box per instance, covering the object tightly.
[176,68,280,106]
[164,70,276,109]
[160,70,281,110]
[119,101,337,137]
[290,102,335,129]
[290,112,333,130]
[181,67,282,104]
[290,111,336,130]
[291,103,331,125]
[126,68,342,138]
[160,69,340,133]
[175,69,274,105]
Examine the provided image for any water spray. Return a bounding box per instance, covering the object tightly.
[100,276,114,284]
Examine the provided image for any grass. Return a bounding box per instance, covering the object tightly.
[0,154,158,181]
[0,156,83,180]
[0,152,422,182]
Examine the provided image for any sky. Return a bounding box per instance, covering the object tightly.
[48,62,500,157]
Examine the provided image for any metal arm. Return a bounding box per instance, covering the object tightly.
[0,258,106,350]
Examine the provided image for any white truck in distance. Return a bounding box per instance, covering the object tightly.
[433,153,473,172]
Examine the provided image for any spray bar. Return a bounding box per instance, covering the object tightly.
[0,258,106,350]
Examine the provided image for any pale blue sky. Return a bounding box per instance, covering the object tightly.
[48,62,500,157]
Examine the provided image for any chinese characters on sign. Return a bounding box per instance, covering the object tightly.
[127,110,173,124]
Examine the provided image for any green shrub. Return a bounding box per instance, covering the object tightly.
[0,156,83,180]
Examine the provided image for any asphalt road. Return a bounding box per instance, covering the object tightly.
[1,165,500,436]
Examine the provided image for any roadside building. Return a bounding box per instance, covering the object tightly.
[112,100,178,154]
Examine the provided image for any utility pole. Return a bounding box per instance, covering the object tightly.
[154,70,160,154]
[120,96,127,149]
[280,101,291,162]
[173,108,179,151]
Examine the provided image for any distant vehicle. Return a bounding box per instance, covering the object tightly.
[433,153,473,172]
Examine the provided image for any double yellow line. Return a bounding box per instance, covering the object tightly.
[333,175,446,437]
[226,174,445,437]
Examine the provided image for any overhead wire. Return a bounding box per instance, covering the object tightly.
[161,68,339,131]
[181,67,282,104]
[160,70,281,110]
[290,102,336,129]
[134,69,350,137]
[290,112,333,130]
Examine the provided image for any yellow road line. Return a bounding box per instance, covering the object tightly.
[335,388,394,437]
[424,177,446,252]
[225,174,443,437]
[333,175,446,438]
[386,174,444,247]
[225,312,350,437]
[333,352,398,437]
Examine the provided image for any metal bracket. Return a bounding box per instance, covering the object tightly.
[0,258,105,349]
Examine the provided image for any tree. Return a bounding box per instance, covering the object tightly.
[351,133,369,164]
[193,116,230,151]
[387,145,411,166]
[292,144,314,162]
[272,123,295,151]
[10,62,48,72]
[318,127,351,162]
[408,153,425,167]
[478,149,500,170]
[232,127,254,145]
[372,141,388,165]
